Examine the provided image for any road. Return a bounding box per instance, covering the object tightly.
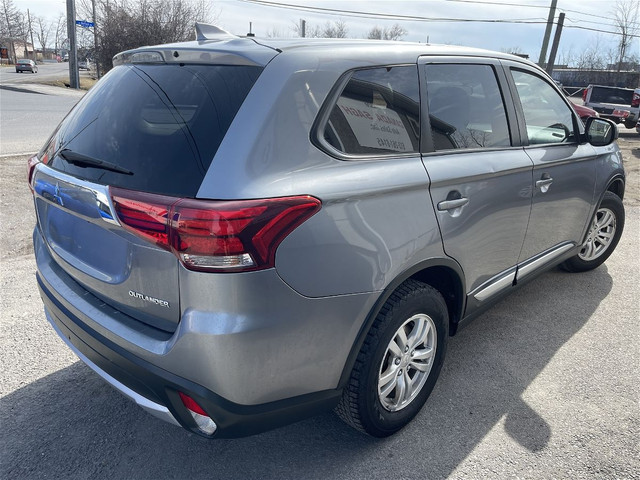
[0,77,638,479]
[0,61,71,85]
[0,63,85,156]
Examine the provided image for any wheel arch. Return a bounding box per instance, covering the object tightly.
[338,258,466,389]
[606,175,625,201]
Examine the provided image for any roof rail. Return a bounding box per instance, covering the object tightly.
[195,23,238,42]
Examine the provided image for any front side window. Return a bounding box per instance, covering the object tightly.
[425,63,511,151]
[511,69,577,145]
[322,66,420,156]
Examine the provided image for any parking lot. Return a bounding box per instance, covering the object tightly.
[0,82,638,477]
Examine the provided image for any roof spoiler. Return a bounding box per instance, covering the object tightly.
[195,23,238,42]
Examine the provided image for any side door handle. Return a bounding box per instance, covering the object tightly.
[437,198,469,211]
[535,175,553,193]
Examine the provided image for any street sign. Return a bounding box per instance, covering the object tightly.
[76,20,94,28]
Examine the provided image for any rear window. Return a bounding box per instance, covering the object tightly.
[589,87,633,106]
[44,63,262,197]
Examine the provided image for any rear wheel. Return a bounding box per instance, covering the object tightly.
[561,191,624,272]
[335,279,448,437]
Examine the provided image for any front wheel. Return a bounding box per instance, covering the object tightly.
[561,191,624,272]
[335,279,449,437]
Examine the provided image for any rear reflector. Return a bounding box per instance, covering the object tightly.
[178,392,217,436]
[110,187,321,273]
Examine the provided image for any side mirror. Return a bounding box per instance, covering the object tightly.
[584,117,618,146]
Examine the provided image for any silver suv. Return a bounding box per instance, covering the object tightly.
[29,24,625,438]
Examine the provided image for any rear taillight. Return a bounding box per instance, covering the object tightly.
[582,88,588,102]
[27,155,40,191]
[110,187,321,272]
[632,92,640,108]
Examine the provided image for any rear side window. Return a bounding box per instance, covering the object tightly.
[425,63,511,151]
[511,69,576,145]
[322,66,420,156]
[46,64,262,197]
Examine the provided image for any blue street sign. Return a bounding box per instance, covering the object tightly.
[76,20,94,28]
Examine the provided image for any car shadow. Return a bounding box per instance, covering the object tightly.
[1,266,612,479]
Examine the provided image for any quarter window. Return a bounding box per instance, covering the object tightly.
[511,69,576,145]
[322,66,420,156]
[425,64,511,151]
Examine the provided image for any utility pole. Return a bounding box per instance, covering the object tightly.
[545,12,565,76]
[27,9,36,61]
[300,19,306,38]
[66,0,80,88]
[92,0,99,78]
[538,0,557,67]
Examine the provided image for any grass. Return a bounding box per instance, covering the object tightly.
[39,76,98,91]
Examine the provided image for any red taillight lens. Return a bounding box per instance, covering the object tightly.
[110,187,321,273]
[632,92,640,108]
[111,189,179,249]
[582,88,588,101]
[27,155,40,191]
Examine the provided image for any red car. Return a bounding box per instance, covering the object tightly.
[572,103,599,124]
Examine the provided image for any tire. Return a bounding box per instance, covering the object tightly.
[561,191,624,273]
[624,121,635,129]
[335,279,449,437]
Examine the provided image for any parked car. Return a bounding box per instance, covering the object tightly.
[29,24,626,439]
[78,60,90,70]
[572,103,599,123]
[15,58,37,73]
[583,84,639,129]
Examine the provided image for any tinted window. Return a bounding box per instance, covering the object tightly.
[589,86,633,106]
[323,66,420,155]
[45,64,262,197]
[511,69,576,145]
[425,64,510,151]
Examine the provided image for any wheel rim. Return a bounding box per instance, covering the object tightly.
[378,314,437,412]
[579,207,616,261]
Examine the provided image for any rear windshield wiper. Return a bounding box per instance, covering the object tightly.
[59,149,134,175]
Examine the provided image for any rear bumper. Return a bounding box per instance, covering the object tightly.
[38,274,343,438]
[34,229,376,437]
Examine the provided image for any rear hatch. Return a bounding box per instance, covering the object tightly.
[31,46,268,332]
[586,86,634,116]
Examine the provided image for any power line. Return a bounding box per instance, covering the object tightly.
[238,0,547,23]
[237,0,640,37]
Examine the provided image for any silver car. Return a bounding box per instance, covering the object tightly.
[29,24,625,438]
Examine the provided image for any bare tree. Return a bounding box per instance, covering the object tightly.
[34,15,52,58]
[76,0,214,74]
[53,12,65,56]
[1,0,23,63]
[293,19,348,38]
[612,0,640,71]
[367,24,407,41]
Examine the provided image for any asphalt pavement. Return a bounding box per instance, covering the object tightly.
[0,74,638,480]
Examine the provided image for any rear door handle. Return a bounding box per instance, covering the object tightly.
[437,198,469,211]
[536,177,553,193]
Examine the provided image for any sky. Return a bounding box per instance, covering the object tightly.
[12,0,640,65]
